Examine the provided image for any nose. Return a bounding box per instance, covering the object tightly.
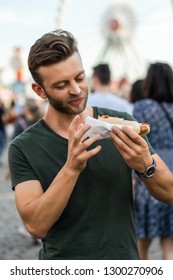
[68,81,81,95]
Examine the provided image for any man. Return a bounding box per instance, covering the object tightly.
[87,63,133,114]
[9,30,173,260]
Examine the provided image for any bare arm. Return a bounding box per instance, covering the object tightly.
[14,115,101,239]
[109,125,173,204]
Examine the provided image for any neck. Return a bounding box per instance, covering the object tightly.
[94,84,111,93]
[43,105,93,138]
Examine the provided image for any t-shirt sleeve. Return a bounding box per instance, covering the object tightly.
[12,122,23,139]
[8,142,38,190]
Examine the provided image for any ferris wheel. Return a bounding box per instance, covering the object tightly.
[55,0,71,28]
[97,1,146,81]
[55,0,173,82]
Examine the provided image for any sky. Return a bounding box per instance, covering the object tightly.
[0,0,173,85]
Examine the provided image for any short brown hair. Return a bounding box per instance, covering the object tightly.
[28,29,79,85]
[92,64,111,85]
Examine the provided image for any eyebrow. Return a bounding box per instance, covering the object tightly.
[51,71,85,88]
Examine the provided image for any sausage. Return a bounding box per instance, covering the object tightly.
[98,115,150,136]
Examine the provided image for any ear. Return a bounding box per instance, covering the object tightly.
[31,83,47,100]
[92,76,99,85]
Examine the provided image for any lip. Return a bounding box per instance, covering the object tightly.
[68,97,84,105]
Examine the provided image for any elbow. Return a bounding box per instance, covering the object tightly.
[26,224,47,240]
[164,189,173,204]
[167,193,173,204]
[159,192,173,204]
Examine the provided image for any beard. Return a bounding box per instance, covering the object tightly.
[44,89,88,115]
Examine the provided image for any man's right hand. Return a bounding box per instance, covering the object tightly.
[66,115,102,172]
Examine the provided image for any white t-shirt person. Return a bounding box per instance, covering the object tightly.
[87,91,133,114]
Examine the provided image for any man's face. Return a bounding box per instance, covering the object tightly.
[38,52,88,115]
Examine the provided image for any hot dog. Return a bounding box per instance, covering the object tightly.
[98,115,150,136]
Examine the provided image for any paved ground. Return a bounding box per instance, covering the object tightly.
[0,146,162,260]
[0,146,41,260]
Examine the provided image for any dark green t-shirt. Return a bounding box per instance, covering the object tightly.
[9,107,154,260]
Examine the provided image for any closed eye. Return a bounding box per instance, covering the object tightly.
[75,73,85,83]
[54,82,68,90]
[75,77,85,83]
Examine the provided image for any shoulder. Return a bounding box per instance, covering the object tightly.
[87,92,100,101]
[93,106,134,121]
[11,119,43,146]
[133,99,159,115]
[134,99,157,108]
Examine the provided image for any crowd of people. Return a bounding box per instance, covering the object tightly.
[0,100,6,166]
[0,97,43,164]
[1,29,173,260]
[0,96,44,244]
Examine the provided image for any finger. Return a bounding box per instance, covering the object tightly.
[75,123,92,141]
[68,116,91,142]
[109,130,133,156]
[110,126,137,151]
[80,134,101,151]
[109,128,149,163]
[73,133,101,156]
[122,126,147,146]
[111,126,146,150]
[121,126,150,153]
[82,145,102,161]
[68,115,80,137]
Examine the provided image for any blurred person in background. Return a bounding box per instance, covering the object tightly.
[117,77,132,103]
[2,97,20,141]
[2,98,20,124]
[5,97,42,181]
[87,63,133,114]
[12,98,42,139]
[133,62,173,260]
[0,99,7,166]
[130,79,144,104]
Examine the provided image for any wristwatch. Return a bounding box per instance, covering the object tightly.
[135,157,156,178]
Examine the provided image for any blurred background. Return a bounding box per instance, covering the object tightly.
[0,0,173,100]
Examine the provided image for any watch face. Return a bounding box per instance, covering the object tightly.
[146,166,155,177]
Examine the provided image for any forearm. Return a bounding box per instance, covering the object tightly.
[109,126,173,204]
[15,116,102,239]
[20,166,80,239]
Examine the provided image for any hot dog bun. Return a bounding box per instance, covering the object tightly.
[98,115,150,136]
